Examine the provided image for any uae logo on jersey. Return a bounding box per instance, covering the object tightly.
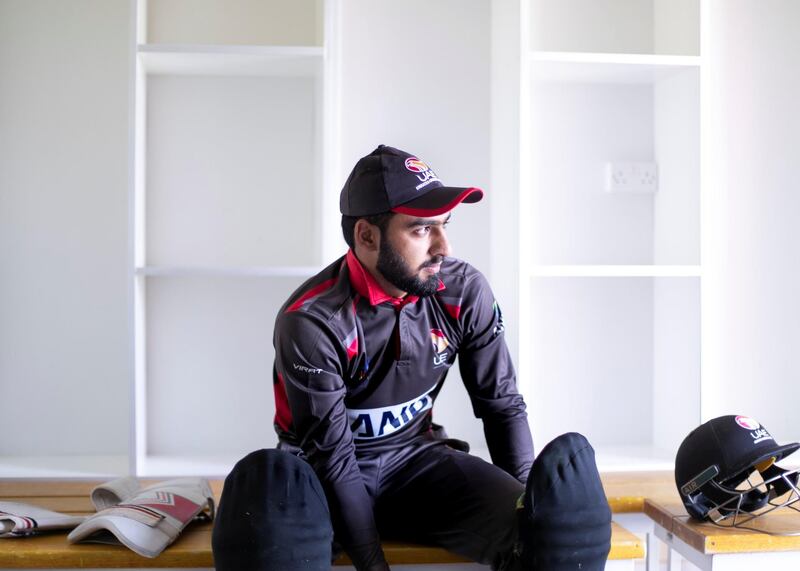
[431,329,449,367]
[431,329,449,353]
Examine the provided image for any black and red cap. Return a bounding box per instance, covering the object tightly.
[339,145,484,217]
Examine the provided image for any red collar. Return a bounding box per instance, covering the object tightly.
[345,249,444,308]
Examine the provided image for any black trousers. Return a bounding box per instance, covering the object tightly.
[214,434,611,571]
[364,440,523,569]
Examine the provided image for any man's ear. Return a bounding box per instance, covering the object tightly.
[354,219,380,252]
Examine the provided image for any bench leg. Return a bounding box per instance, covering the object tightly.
[667,546,683,571]
[646,531,661,571]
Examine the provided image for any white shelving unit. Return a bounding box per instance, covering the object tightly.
[131,0,337,477]
[3,0,720,479]
[509,0,704,470]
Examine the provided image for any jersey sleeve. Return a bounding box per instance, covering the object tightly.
[274,311,389,571]
[457,270,534,483]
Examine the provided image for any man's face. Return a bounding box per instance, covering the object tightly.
[376,212,452,297]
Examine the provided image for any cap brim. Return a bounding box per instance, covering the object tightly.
[391,187,483,217]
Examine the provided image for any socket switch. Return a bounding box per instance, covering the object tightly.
[605,162,658,193]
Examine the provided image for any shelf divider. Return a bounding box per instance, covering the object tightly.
[530,51,700,84]
[138,44,323,77]
[136,265,323,278]
[531,265,702,278]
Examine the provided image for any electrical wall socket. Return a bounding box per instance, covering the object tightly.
[605,162,658,193]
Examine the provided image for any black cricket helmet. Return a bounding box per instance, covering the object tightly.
[675,415,800,528]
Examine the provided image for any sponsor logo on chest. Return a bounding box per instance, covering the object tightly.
[347,384,437,440]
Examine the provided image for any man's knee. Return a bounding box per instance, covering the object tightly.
[518,433,612,571]
[212,449,333,571]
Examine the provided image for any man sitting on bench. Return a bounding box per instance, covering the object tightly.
[212,145,612,571]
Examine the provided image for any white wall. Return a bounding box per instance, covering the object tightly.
[338,0,492,448]
[531,82,656,265]
[654,69,700,265]
[145,74,318,267]
[145,0,323,45]
[530,0,653,54]
[338,0,491,275]
[146,277,295,455]
[530,277,655,447]
[0,0,131,456]
[654,0,700,56]
[5,0,799,468]
[653,278,700,454]
[707,0,800,443]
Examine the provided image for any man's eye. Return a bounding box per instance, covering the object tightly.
[415,227,431,236]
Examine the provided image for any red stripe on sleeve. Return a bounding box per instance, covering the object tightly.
[274,372,293,432]
[286,278,337,313]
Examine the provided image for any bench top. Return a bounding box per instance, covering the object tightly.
[0,471,679,513]
[0,478,646,567]
[644,499,800,555]
[601,471,678,512]
[0,522,642,568]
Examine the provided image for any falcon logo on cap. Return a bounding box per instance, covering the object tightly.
[405,157,441,190]
[405,157,430,173]
[735,416,761,430]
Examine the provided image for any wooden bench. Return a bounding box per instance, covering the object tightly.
[644,498,800,570]
[601,471,677,513]
[0,477,651,568]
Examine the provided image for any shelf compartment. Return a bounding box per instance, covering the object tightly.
[139,44,323,77]
[529,68,699,266]
[529,0,700,57]
[137,276,298,473]
[528,276,700,466]
[142,0,323,47]
[143,73,320,268]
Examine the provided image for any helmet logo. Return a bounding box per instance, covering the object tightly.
[735,416,760,430]
[736,416,774,444]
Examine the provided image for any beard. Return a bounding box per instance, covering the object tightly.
[376,238,443,297]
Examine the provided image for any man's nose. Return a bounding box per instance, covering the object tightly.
[432,229,451,258]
